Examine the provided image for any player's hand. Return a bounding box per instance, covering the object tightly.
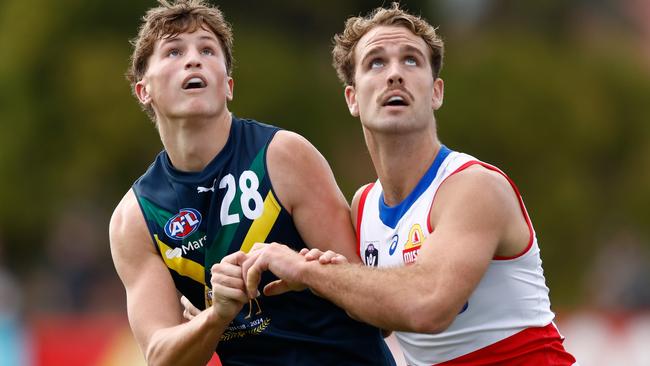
[243,242,308,297]
[210,251,250,322]
[300,248,349,265]
[180,295,201,321]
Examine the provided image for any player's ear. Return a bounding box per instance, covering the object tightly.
[344,85,359,117]
[432,77,444,111]
[135,79,152,106]
[226,76,234,101]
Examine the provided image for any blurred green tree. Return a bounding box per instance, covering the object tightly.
[0,0,647,310]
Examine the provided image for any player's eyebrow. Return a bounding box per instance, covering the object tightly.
[359,47,385,66]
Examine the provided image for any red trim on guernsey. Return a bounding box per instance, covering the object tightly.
[435,323,576,365]
[356,183,375,259]
[426,161,534,260]
[207,352,221,366]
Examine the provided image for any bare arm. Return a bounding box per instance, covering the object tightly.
[109,190,247,365]
[244,167,529,333]
[267,131,360,262]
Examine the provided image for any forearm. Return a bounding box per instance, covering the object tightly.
[301,261,449,333]
[144,310,229,366]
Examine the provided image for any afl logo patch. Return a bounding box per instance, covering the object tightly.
[165,208,202,239]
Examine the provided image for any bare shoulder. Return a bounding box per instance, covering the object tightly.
[110,190,140,235]
[109,189,157,282]
[267,130,324,168]
[432,164,519,224]
[439,164,513,204]
[431,163,528,248]
[110,190,148,248]
[432,163,530,257]
[266,130,338,211]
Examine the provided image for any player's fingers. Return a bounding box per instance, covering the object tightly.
[263,279,292,297]
[304,248,324,261]
[330,254,349,265]
[221,250,248,265]
[318,250,340,264]
[298,248,309,256]
[211,274,246,291]
[182,308,193,321]
[212,283,249,304]
[211,263,243,286]
[180,295,201,317]
[212,260,247,290]
[212,261,247,280]
[211,268,246,291]
[240,251,255,280]
[212,251,252,282]
[180,294,191,308]
[245,262,264,299]
[249,242,267,253]
[241,250,264,298]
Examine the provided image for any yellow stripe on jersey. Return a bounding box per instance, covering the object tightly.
[240,191,282,253]
[154,234,205,285]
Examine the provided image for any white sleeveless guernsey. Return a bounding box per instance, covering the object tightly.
[357,146,576,365]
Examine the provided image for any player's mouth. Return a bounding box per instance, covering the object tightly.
[380,90,411,107]
[383,95,408,106]
[182,75,207,90]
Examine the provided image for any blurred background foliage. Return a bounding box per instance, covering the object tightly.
[0,0,649,315]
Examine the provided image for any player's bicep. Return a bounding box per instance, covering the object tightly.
[109,191,183,351]
[416,169,509,311]
[295,170,357,258]
[267,132,358,260]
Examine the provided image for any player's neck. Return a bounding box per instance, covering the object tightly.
[366,130,440,206]
[158,111,232,172]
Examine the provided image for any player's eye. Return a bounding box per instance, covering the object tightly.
[370,58,384,69]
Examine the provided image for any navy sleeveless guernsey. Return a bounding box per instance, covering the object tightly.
[132,116,395,365]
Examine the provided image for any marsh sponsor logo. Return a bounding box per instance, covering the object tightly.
[164,235,207,259]
[182,235,207,254]
[402,224,425,264]
[165,247,182,259]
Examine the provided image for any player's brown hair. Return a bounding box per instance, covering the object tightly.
[332,2,444,86]
[126,0,233,118]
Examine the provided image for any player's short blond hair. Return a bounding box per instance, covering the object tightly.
[332,2,444,86]
[126,0,233,119]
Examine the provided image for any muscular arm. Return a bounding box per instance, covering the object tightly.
[267,131,360,262]
[246,167,529,333]
[110,190,246,365]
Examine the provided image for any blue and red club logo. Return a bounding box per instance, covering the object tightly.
[165,208,202,239]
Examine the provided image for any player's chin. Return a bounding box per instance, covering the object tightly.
[173,101,218,117]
